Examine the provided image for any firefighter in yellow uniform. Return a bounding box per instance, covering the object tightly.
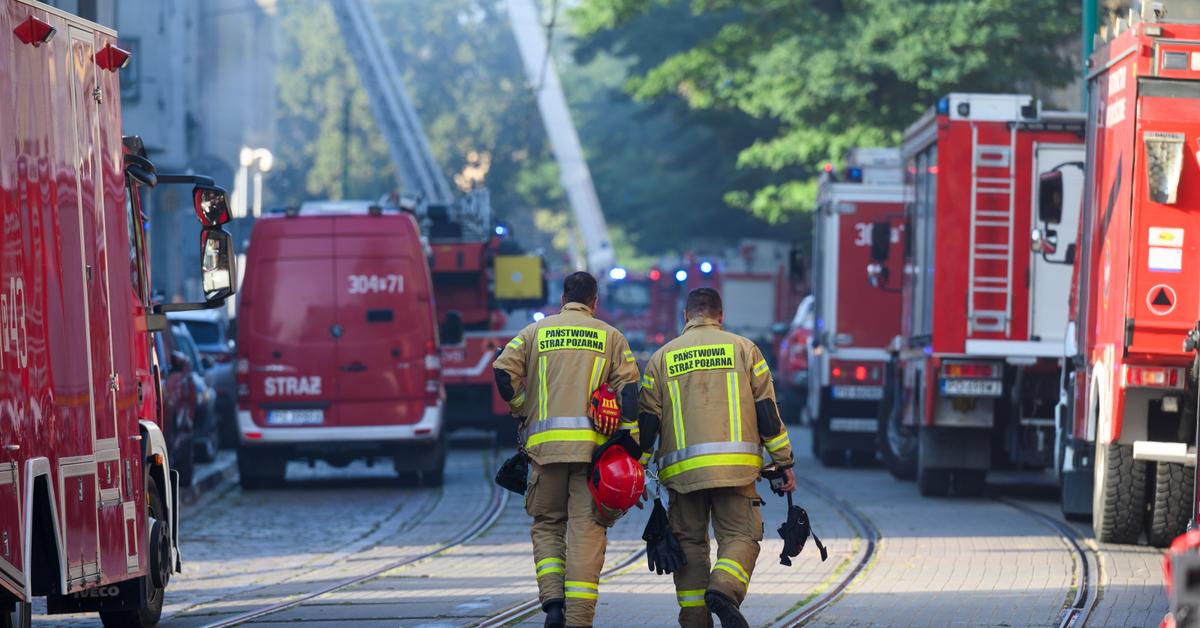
[639,288,796,628]
[493,272,641,628]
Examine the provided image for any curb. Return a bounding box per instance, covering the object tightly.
[179,451,238,506]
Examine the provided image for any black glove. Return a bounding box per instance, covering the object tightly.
[642,498,687,575]
[494,451,529,495]
[778,492,827,566]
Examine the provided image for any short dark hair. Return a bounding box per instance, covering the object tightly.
[685,288,723,318]
[563,271,598,305]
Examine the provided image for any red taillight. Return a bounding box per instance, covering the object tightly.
[941,361,1000,379]
[1124,365,1184,389]
[832,366,842,378]
[854,366,868,382]
[244,431,262,440]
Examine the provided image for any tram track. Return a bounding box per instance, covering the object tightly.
[773,477,881,627]
[997,498,1100,628]
[196,449,508,628]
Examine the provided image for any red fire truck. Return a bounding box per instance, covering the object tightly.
[2,1,238,624]
[871,94,1085,496]
[1059,5,1200,546]
[808,149,904,466]
[423,199,544,440]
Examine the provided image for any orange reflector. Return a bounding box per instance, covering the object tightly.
[152,453,163,466]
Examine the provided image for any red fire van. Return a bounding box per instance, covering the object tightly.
[236,201,445,487]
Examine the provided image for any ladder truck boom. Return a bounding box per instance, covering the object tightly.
[506,0,614,272]
[331,0,454,204]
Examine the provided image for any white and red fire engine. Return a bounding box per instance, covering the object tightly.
[1,2,237,624]
[1059,4,1200,547]
[872,94,1086,496]
[808,149,904,466]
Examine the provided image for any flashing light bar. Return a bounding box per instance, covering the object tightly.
[609,267,627,281]
[649,269,662,281]
[1124,365,1184,389]
[699,261,714,274]
[675,269,688,283]
[941,361,1001,379]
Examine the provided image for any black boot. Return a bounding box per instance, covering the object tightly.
[543,599,565,628]
[705,591,749,628]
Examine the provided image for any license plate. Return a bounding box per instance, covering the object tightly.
[831,386,883,401]
[941,379,1002,397]
[267,409,324,425]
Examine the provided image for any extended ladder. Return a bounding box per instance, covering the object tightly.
[967,124,1018,336]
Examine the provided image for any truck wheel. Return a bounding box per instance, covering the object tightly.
[917,465,951,497]
[1146,462,1193,548]
[99,476,166,627]
[1092,442,1146,544]
[813,419,844,467]
[953,470,986,497]
[1,601,30,628]
[238,449,286,490]
[878,380,917,480]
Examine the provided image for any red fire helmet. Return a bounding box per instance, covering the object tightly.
[589,444,644,513]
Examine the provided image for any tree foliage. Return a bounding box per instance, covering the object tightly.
[572,0,1081,219]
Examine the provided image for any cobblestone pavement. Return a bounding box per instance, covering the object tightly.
[33,429,1171,627]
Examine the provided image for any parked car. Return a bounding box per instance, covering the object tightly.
[776,295,814,423]
[170,309,238,448]
[173,323,220,463]
[154,324,198,487]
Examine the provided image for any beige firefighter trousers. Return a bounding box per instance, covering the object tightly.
[668,483,763,628]
[526,461,608,626]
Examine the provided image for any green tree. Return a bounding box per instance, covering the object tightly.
[572,0,1080,220]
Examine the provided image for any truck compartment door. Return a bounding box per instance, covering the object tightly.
[1030,144,1085,344]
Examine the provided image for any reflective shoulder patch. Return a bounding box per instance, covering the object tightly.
[535,326,607,353]
[752,359,770,377]
[622,349,637,363]
[640,374,656,390]
[665,343,736,378]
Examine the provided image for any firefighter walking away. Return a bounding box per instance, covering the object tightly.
[493,272,642,627]
[640,288,796,628]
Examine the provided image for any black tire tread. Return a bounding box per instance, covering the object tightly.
[1096,443,1146,544]
[1147,461,1193,548]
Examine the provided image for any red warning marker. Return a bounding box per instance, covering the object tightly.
[1147,284,1177,316]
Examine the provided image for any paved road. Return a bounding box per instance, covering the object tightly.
[33,430,1169,627]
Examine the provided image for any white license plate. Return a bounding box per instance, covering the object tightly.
[941,379,1003,397]
[267,409,325,425]
[831,386,884,401]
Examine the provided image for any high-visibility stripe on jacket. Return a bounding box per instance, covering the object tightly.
[493,302,641,465]
[638,316,794,493]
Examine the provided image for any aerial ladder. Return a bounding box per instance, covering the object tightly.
[506,0,614,272]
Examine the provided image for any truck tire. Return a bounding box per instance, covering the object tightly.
[878,369,917,481]
[238,449,286,490]
[917,465,951,497]
[99,476,166,627]
[1146,462,1193,548]
[1093,442,1146,544]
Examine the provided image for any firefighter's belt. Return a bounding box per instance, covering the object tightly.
[658,441,763,481]
[523,416,606,448]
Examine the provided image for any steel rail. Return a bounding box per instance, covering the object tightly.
[201,458,508,628]
[775,477,881,627]
[997,498,1099,628]
[475,544,648,626]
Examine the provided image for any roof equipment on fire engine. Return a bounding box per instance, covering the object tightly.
[495,450,530,496]
[588,431,644,527]
[588,384,622,435]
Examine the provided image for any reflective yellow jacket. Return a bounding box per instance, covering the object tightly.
[639,317,794,493]
[493,302,641,465]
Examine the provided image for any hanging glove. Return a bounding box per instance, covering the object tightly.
[778,492,828,566]
[589,384,621,435]
[642,497,687,575]
[494,450,530,495]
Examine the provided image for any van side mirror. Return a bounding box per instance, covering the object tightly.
[870,222,891,262]
[1038,170,1064,225]
[200,229,237,303]
[441,310,465,346]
